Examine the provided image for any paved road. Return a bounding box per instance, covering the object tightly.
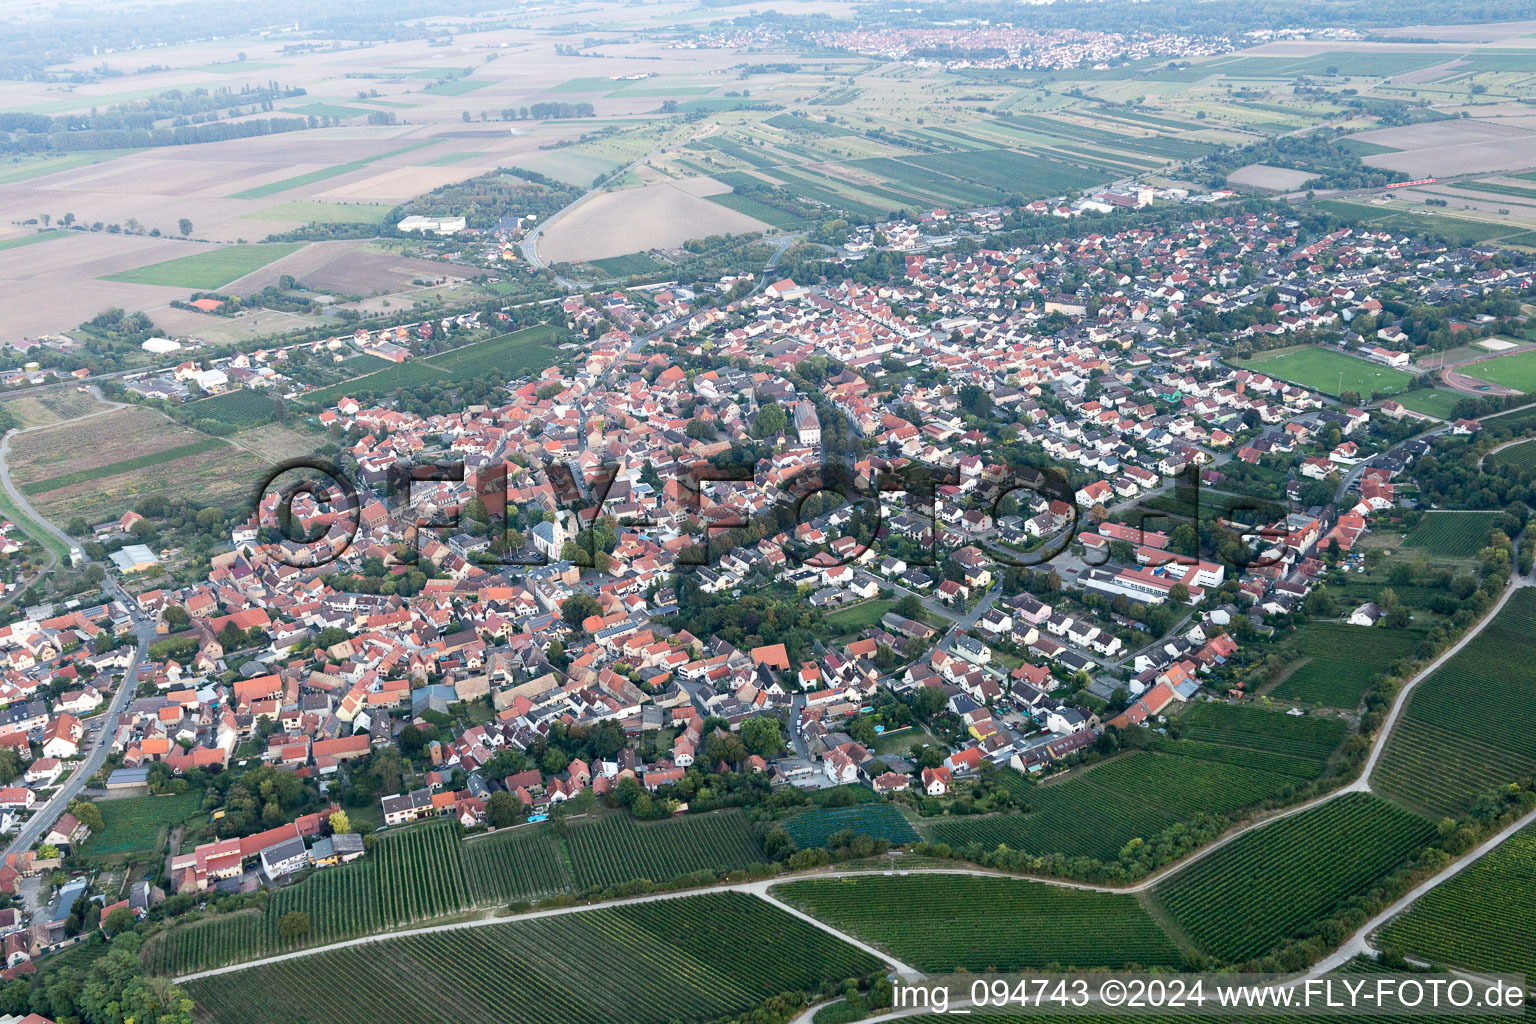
[5,577,152,856]
[163,544,1534,986]
[174,866,945,984]
[0,385,124,562]
[1309,803,1536,976]
[0,386,153,858]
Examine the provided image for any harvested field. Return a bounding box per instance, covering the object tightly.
[226,424,321,463]
[1350,120,1536,178]
[7,405,265,520]
[540,179,771,263]
[316,166,474,203]
[226,240,464,296]
[33,443,263,522]
[1,389,108,430]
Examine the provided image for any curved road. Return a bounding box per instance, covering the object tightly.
[0,385,125,560]
[0,386,154,857]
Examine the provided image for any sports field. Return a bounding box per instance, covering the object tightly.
[1459,349,1536,393]
[99,243,304,289]
[1391,389,1465,419]
[1236,346,1413,397]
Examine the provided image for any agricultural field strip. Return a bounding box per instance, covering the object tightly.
[172,576,1533,982]
[21,437,228,494]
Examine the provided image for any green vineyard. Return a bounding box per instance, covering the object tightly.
[1373,589,1536,817]
[1175,702,1347,762]
[184,892,883,1024]
[146,820,471,975]
[924,704,1339,860]
[148,810,765,976]
[1403,510,1502,559]
[1379,824,1536,978]
[1270,622,1421,708]
[463,825,573,904]
[564,811,766,889]
[1155,793,1435,964]
[782,804,920,848]
[775,873,1183,971]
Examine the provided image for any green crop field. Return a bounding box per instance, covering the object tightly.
[925,706,1338,861]
[1391,389,1466,419]
[588,252,665,277]
[1374,589,1536,818]
[84,792,203,857]
[1155,793,1434,964]
[1270,622,1421,708]
[910,148,1105,198]
[1235,346,1413,397]
[1379,824,1536,979]
[0,151,131,184]
[227,141,438,200]
[187,390,281,430]
[564,810,766,889]
[776,874,1182,971]
[462,825,572,904]
[302,324,564,406]
[422,78,491,96]
[184,892,882,1024]
[706,192,807,229]
[781,804,919,848]
[1313,199,1525,246]
[1403,510,1502,558]
[246,201,391,225]
[0,229,70,252]
[284,102,374,119]
[100,243,304,289]
[1487,439,1536,473]
[1460,349,1536,394]
[1204,52,1446,78]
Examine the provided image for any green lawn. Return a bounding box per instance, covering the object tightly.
[245,201,390,225]
[1236,346,1413,397]
[1459,349,1536,394]
[823,599,898,635]
[99,243,305,289]
[0,484,70,563]
[301,324,564,406]
[1391,388,1466,418]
